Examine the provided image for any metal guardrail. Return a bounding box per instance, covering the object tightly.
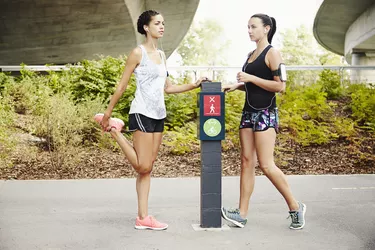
[1,65,375,72]
[0,65,76,72]
[163,66,375,84]
[1,65,375,84]
[172,65,375,71]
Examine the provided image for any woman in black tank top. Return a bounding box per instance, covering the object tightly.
[221,14,307,230]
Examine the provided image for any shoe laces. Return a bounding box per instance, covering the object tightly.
[148,216,157,225]
[287,211,299,224]
[148,216,165,227]
[227,208,240,215]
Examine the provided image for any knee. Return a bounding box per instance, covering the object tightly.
[136,162,153,175]
[258,162,275,174]
[241,154,257,169]
[137,166,152,175]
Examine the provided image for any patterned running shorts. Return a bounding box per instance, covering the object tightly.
[239,108,279,133]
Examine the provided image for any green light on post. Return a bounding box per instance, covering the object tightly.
[203,118,221,137]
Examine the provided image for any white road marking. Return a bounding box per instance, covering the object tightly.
[332,187,375,190]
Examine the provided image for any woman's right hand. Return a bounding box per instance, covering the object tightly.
[222,83,239,93]
[194,77,211,88]
[100,113,111,131]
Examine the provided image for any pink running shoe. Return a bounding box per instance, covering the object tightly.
[135,216,168,230]
[93,113,124,132]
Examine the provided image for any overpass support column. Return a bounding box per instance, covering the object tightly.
[351,52,375,83]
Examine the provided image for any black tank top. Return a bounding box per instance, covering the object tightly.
[242,44,276,112]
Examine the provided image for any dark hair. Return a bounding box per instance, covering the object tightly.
[251,14,277,43]
[137,10,160,36]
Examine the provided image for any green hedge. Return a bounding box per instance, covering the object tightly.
[0,56,374,159]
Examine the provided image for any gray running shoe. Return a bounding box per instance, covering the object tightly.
[288,202,306,230]
[221,207,247,228]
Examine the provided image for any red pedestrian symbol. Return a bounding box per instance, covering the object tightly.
[204,95,221,116]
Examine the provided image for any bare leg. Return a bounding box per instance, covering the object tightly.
[110,130,140,172]
[151,133,163,165]
[110,129,157,219]
[254,129,299,211]
[135,132,163,219]
[132,131,157,219]
[238,128,257,218]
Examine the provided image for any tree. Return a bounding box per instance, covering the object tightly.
[279,25,345,87]
[177,19,231,66]
[175,19,231,82]
[280,25,344,66]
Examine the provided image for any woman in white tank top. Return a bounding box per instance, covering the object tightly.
[95,10,209,230]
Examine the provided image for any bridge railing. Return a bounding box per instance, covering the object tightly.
[1,65,375,84]
[165,66,375,84]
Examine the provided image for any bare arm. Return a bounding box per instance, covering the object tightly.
[104,47,141,117]
[164,78,202,94]
[159,50,206,94]
[222,82,245,93]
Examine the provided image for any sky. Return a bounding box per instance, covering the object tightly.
[167,0,324,67]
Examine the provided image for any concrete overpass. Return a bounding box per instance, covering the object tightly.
[0,0,199,65]
[313,0,375,82]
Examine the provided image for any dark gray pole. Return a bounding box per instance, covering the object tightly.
[199,82,224,228]
[200,140,222,227]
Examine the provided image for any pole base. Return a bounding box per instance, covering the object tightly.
[191,224,231,231]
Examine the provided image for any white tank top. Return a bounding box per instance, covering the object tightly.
[129,45,167,119]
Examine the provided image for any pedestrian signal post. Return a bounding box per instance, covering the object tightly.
[196,82,225,229]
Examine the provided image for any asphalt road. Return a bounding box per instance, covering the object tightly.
[1,175,374,250]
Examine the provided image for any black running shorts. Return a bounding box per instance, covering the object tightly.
[128,113,165,133]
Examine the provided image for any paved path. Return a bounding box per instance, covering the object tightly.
[1,175,374,250]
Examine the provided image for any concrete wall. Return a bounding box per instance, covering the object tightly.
[124,0,145,45]
[0,0,199,65]
[350,52,375,83]
[345,3,375,63]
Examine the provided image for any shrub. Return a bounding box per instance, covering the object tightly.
[164,87,198,130]
[317,69,344,100]
[66,56,128,102]
[1,57,373,158]
[63,56,136,124]
[0,72,14,93]
[164,121,198,154]
[278,84,334,145]
[222,90,245,149]
[0,95,15,167]
[2,69,52,115]
[31,93,106,168]
[347,83,375,131]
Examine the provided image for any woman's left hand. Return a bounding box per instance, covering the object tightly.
[237,72,253,83]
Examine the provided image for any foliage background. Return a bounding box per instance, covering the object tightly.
[0,21,374,172]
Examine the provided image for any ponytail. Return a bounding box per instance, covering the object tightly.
[268,17,277,44]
